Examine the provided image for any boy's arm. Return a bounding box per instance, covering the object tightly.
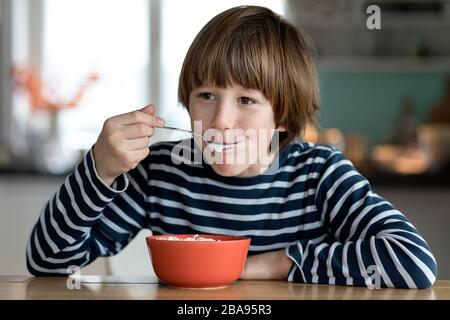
[26,147,149,276]
[286,150,437,289]
[240,249,292,280]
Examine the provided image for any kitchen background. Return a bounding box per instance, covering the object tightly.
[1,0,449,279]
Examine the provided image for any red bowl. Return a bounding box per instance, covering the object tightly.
[146,234,250,288]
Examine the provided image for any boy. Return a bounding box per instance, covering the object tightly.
[27,6,437,288]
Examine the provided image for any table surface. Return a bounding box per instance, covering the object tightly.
[1,276,450,300]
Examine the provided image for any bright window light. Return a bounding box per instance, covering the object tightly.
[43,0,150,151]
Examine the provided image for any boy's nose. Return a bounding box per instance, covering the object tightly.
[209,104,236,131]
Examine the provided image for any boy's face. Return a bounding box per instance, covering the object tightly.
[188,83,285,177]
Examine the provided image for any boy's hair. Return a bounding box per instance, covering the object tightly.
[178,5,319,149]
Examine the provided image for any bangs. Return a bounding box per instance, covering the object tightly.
[194,28,275,93]
[179,9,282,106]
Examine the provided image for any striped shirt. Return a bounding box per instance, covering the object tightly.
[26,139,437,288]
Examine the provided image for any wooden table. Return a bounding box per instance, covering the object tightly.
[1,276,449,300]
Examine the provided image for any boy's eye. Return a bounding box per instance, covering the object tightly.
[198,92,216,101]
[239,97,255,105]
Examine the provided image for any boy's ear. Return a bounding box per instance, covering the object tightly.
[276,125,287,132]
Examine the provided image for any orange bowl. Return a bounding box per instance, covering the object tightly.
[146,234,250,288]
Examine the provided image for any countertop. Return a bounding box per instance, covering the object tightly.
[1,276,449,300]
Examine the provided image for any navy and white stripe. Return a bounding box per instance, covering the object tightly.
[26,139,437,288]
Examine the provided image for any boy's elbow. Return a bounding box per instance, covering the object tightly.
[26,240,39,276]
[26,252,42,277]
[385,247,438,289]
[408,259,437,289]
[26,254,67,277]
[414,274,436,289]
[419,264,437,289]
[26,242,61,277]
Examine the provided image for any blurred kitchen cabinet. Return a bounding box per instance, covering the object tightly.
[285,0,450,72]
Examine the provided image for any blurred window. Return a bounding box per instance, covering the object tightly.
[43,0,150,151]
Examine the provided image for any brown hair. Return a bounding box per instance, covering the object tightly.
[178,5,319,149]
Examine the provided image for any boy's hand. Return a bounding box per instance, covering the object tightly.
[239,249,293,280]
[93,105,165,186]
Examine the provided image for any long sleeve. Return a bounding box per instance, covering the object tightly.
[286,149,438,289]
[26,147,150,276]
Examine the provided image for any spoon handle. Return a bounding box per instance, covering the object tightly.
[159,126,208,141]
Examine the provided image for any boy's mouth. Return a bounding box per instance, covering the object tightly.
[206,141,243,152]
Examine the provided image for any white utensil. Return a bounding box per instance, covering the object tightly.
[158,126,238,152]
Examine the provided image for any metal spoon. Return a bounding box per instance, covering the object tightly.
[157,126,235,152]
[158,125,212,142]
